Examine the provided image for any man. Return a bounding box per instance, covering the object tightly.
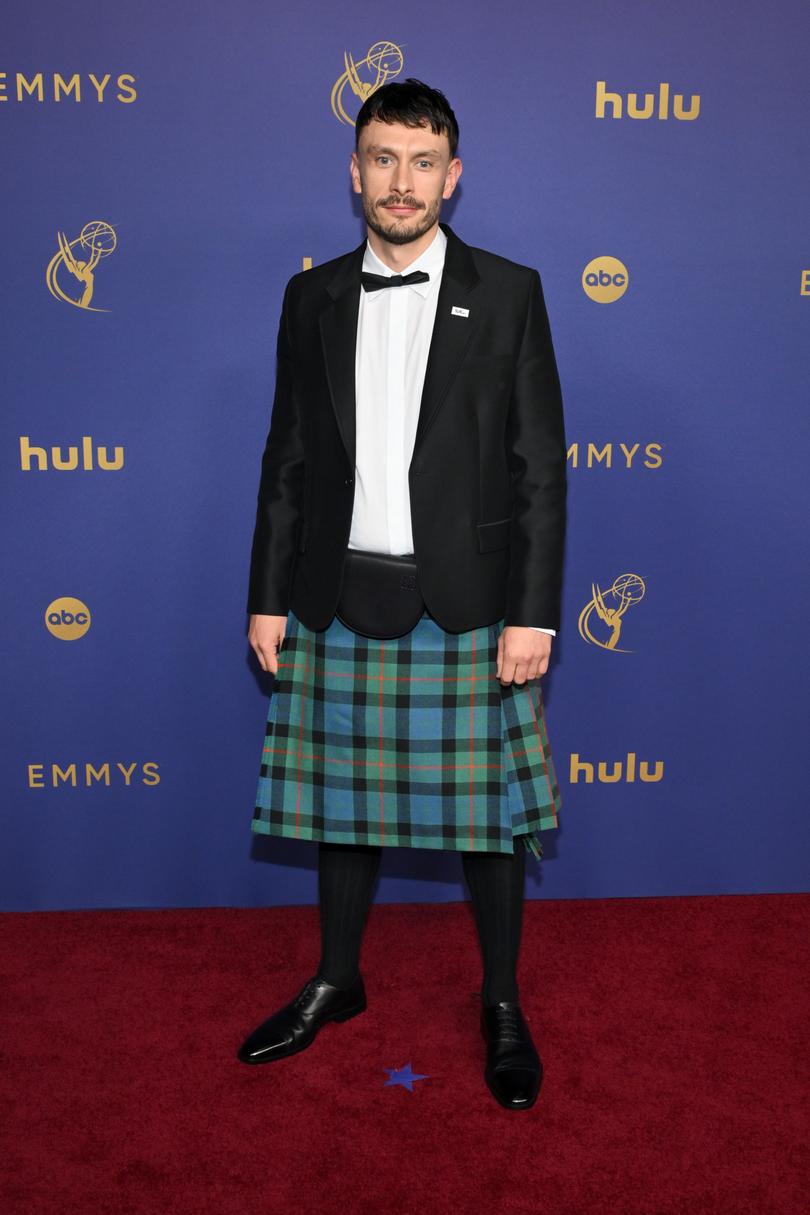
[238,79,566,1111]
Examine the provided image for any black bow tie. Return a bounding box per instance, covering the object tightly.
[361,270,430,293]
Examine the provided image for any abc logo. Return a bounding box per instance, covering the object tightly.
[45,597,92,640]
[582,256,629,303]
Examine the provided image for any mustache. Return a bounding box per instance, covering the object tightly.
[378,197,424,209]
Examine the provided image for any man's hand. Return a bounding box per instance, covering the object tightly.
[248,614,288,676]
[496,626,552,685]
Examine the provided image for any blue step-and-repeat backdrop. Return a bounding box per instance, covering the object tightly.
[2,1,808,912]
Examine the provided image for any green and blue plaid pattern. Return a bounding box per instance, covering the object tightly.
[252,609,562,858]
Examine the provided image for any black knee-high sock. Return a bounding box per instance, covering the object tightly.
[317,841,382,988]
[461,841,526,1006]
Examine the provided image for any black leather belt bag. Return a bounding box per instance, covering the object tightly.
[335,548,426,639]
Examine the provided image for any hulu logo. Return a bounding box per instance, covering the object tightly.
[19,436,124,471]
[595,80,700,121]
[569,752,664,783]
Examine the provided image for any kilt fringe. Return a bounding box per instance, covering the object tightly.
[523,831,543,860]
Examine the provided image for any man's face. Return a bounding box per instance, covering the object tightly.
[350,118,462,246]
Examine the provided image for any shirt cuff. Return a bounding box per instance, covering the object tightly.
[527,626,556,636]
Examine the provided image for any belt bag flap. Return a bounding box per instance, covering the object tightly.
[335,548,425,639]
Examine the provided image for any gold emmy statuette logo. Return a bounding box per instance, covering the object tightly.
[331,41,404,125]
[578,573,646,652]
[45,220,118,311]
[582,256,629,303]
[45,597,91,640]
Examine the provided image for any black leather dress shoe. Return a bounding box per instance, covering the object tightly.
[237,973,366,1064]
[480,1001,543,1110]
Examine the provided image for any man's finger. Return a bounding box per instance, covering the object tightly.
[500,655,515,685]
[269,632,286,675]
[511,660,530,685]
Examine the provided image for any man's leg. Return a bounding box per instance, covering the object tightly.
[317,840,383,987]
[236,839,381,1064]
[461,841,526,1005]
[462,839,544,1109]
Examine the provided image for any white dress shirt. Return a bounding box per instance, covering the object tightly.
[348,225,556,637]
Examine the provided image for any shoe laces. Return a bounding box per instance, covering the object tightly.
[491,1003,523,1042]
[293,977,323,1009]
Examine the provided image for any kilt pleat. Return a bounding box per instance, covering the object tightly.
[252,608,562,857]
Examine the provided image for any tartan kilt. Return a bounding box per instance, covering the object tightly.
[252,607,562,858]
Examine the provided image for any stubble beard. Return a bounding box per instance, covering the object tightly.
[362,194,442,246]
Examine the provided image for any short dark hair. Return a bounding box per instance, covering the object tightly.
[355,78,459,159]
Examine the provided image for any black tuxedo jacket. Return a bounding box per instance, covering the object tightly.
[247,221,567,633]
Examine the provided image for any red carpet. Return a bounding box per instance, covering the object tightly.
[2,894,808,1214]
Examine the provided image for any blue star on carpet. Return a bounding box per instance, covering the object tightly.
[383,1062,430,1092]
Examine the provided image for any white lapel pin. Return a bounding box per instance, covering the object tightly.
[451,306,470,318]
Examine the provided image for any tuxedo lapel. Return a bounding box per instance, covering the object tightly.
[411,222,481,459]
[318,237,365,470]
[318,221,482,470]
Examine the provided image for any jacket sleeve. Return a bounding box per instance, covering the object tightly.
[504,269,568,632]
[246,277,306,615]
